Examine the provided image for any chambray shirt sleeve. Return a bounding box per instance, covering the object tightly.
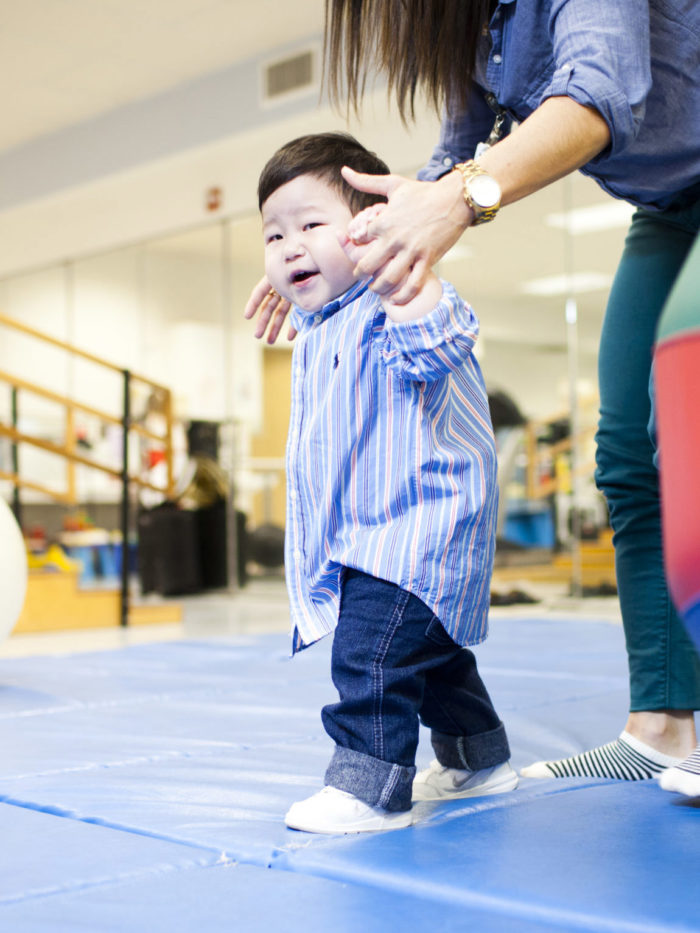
[545,0,651,156]
[379,281,479,382]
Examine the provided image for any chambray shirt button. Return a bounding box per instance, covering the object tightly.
[293,548,302,560]
[442,156,453,167]
[492,53,502,64]
[314,313,322,324]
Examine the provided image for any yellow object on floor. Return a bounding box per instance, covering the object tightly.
[26,543,82,574]
[13,570,181,634]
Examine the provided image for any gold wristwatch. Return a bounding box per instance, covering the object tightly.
[453,160,502,225]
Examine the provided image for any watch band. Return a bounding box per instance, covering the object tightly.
[453,160,501,226]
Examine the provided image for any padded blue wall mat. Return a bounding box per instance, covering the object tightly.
[1,617,698,932]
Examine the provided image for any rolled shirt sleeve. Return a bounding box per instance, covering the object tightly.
[544,0,652,157]
[379,282,480,382]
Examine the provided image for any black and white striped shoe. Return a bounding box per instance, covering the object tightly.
[520,731,681,781]
[659,744,700,797]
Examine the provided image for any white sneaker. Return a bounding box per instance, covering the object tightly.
[285,786,414,834]
[412,759,518,801]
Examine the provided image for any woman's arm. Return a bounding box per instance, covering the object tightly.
[345,95,610,305]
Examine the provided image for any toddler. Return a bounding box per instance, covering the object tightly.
[256,132,517,833]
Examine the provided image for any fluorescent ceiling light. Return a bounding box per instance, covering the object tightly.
[521,272,613,296]
[546,201,635,234]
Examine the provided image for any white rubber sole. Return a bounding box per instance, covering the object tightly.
[285,787,414,834]
[412,762,519,802]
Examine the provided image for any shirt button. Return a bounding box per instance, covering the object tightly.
[290,489,297,500]
[442,156,453,167]
[492,53,502,64]
[314,313,322,324]
[293,549,302,560]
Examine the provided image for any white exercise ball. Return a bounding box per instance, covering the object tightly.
[0,498,28,642]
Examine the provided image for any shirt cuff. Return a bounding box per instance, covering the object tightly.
[381,282,480,381]
[543,60,643,157]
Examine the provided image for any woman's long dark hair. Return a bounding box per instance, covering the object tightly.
[324,0,493,121]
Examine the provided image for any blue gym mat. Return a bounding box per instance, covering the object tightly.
[1,617,698,932]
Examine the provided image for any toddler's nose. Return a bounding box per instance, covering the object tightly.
[284,236,306,261]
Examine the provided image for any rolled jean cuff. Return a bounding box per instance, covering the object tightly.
[325,746,416,813]
[431,722,510,771]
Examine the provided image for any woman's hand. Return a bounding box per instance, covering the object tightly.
[342,166,472,305]
[243,275,296,344]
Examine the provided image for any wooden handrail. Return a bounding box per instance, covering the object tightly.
[0,311,163,389]
[0,312,175,507]
[0,368,168,443]
[0,423,171,495]
[0,310,179,628]
[0,469,74,504]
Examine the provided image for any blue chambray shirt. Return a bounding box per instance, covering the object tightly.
[286,280,497,653]
[419,0,700,210]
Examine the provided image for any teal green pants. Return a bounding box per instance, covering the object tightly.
[595,197,700,711]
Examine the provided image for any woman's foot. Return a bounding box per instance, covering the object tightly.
[520,731,681,780]
[285,786,413,834]
[521,711,696,781]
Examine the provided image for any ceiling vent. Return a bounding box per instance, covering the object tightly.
[262,48,318,105]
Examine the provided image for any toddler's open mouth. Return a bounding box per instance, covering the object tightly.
[292,270,317,284]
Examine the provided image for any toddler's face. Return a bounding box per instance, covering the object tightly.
[262,175,357,313]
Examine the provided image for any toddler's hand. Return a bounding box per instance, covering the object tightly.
[340,204,387,277]
[347,203,387,244]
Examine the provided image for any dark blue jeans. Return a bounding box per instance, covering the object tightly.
[322,569,510,812]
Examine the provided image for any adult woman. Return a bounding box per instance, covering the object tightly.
[246,0,700,782]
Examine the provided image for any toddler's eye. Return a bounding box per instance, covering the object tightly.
[265,233,282,244]
[304,222,324,230]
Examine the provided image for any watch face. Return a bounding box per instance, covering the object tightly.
[470,174,501,209]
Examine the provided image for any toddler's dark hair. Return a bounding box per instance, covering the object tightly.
[258,132,389,214]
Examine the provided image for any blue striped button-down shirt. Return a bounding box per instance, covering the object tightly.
[285,279,497,653]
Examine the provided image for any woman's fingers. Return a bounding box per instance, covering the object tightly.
[257,291,293,343]
[382,258,430,306]
[341,166,402,198]
[244,275,294,343]
[244,275,273,319]
[265,297,296,344]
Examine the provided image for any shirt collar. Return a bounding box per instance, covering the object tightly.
[290,279,370,331]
